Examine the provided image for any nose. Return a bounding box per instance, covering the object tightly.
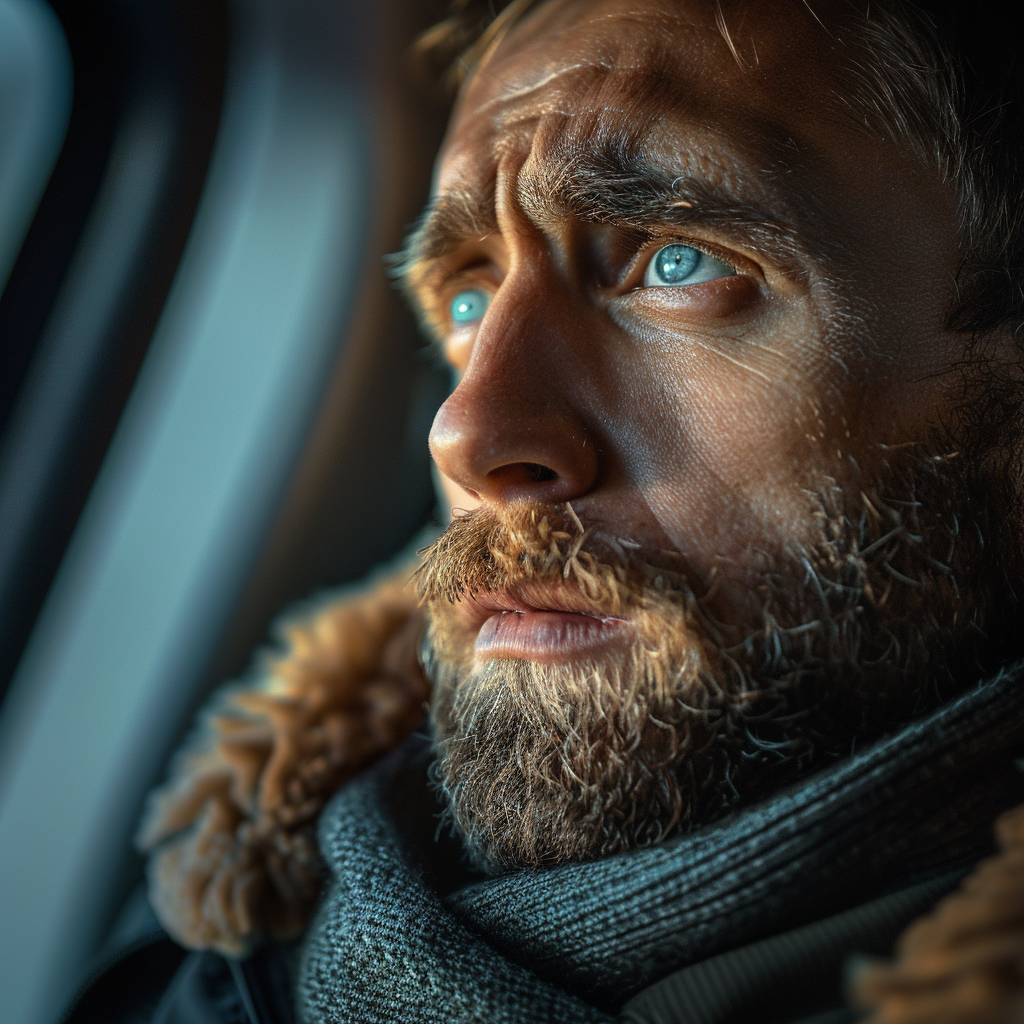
[428,285,599,506]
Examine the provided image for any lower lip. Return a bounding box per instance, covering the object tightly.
[474,610,631,661]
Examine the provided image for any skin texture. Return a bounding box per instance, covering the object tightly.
[407,0,969,640]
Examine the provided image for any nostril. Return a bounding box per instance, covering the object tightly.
[484,462,560,490]
[524,462,557,483]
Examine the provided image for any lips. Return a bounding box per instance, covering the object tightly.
[460,586,633,662]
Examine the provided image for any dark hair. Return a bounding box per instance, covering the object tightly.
[413,0,544,92]
[416,0,1024,338]
[854,1,1024,337]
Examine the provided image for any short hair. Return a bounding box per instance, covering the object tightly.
[416,0,1024,339]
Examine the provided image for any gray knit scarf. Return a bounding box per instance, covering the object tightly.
[298,665,1024,1024]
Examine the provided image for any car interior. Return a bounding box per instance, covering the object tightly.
[0,1,451,1020]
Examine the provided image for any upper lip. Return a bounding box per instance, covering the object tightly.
[459,584,626,628]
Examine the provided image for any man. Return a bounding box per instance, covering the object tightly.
[121,0,1024,1021]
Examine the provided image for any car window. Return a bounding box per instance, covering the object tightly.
[0,3,446,1022]
[0,0,70,297]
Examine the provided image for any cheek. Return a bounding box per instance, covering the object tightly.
[601,321,836,571]
[444,329,476,375]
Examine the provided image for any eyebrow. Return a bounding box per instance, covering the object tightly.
[394,140,820,293]
[392,184,498,287]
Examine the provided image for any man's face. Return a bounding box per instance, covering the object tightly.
[404,0,1019,870]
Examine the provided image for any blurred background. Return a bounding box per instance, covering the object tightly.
[0,0,451,1020]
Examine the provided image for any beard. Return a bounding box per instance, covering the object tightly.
[416,438,1022,875]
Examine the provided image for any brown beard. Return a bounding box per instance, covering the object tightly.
[416,445,1019,874]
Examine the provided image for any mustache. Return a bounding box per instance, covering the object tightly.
[414,501,703,614]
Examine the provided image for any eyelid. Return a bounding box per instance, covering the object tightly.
[409,264,493,349]
[422,232,507,290]
[421,257,493,296]
[413,243,500,301]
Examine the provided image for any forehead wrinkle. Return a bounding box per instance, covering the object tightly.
[482,34,705,131]
[464,0,711,127]
[475,0,699,96]
[505,113,822,273]
[468,7,859,252]
[471,61,615,120]
[487,55,753,195]
[406,31,846,290]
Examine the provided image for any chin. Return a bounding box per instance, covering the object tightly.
[426,639,724,874]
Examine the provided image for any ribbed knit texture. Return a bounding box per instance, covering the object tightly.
[298,665,1024,1023]
[618,871,965,1024]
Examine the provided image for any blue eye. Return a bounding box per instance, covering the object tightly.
[450,289,491,323]
[643,244,734,288]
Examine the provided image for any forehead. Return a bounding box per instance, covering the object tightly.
[439,0,853,195]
